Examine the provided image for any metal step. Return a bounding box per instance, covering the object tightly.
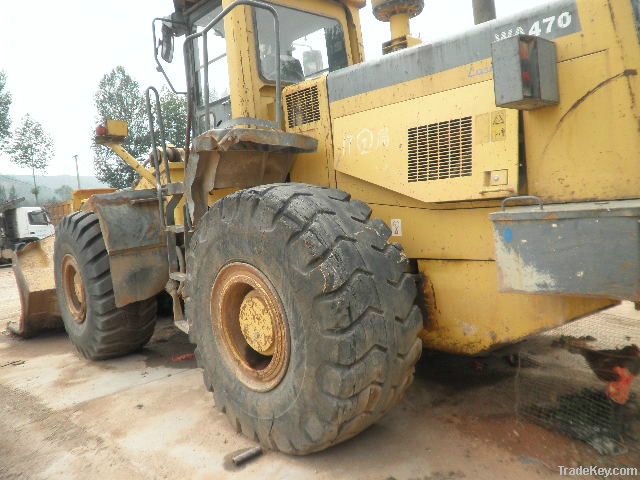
[163,182,184,196]
[169,272,186,282]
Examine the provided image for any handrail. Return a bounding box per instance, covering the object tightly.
[183,0,283,131]
[144,86,172,229]
[502,196,544,211]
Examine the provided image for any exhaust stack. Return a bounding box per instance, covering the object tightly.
[472,0,497,25]
[372,0,424,54]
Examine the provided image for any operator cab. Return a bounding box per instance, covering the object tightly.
[160,0,363,135]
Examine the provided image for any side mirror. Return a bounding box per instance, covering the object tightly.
[159,23,175,63]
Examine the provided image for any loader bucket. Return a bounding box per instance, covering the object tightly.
[10,236,63,337]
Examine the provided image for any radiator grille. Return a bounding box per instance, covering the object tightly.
[286,86,320,128]
[408,116,473,182]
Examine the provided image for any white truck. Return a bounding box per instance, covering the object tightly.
[0,198,54,265]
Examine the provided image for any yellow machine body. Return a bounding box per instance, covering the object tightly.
[150,0,639,354]
[277,0,639,354]
[13,0,640,356]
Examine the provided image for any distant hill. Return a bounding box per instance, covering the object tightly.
[9,175,108,190]
[0,174,109,207]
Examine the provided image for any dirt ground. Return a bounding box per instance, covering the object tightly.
[0,267,637,480]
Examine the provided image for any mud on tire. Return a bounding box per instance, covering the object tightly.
[54,212,157,360]
[186,184,423,455]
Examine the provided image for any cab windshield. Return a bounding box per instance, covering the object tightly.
[255,5,348,84]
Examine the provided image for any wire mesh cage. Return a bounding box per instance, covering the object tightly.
[513,304,640,469]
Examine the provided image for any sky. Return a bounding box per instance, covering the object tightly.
[0,0,548,178]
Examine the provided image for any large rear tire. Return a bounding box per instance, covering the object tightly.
[54,212,157,360]
[186,184,423,455]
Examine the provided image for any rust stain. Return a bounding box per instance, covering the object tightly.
[170,353,196,363]
[416,272,433,329]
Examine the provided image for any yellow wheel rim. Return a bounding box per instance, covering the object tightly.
[62,254,87,324]
[210,263,289,392]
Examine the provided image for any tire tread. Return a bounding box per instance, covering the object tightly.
[55,212,157,360]
[186,184,422,455]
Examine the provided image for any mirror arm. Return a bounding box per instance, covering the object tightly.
[152,17,188,96]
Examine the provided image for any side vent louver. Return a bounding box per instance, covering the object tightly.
[408,116,473,182]
[286,86,321,128]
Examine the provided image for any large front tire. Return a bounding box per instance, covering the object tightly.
[186,184,423,455]
[54,212,157,360]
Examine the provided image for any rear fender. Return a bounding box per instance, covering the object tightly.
[84,189,168,308]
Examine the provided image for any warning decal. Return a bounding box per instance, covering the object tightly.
[491,110,507,142]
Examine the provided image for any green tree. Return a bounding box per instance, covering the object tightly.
[8,184,17,200]
[0,71,11,142]
[7,115,53,204]
[54,184,74,201]
[160,89,188,150]
[0,185,6,203]
[93,66,188,189]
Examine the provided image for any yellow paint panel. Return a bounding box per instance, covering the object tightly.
[137,162,190,226]
[490,110,507,142]
[418,260,615,355]
[105,120,128,138]
[370,203,498,260]
[525,51,640,202]
[332,81,519,203]
[284,77,334,188]
[330,59,495,119]
[475,113,490,145]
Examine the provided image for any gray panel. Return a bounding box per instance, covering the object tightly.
[89,189,165,254]
[328,0,581,103]
[492,35,559,110]
[87,189,169,307]
[491,199,640,301]
[538,39,560,104]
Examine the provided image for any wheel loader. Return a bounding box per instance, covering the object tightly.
[10,0,640,455]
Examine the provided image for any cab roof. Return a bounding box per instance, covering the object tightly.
[173,0,365,14]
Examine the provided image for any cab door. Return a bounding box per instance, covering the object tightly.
[188,1,232,133]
